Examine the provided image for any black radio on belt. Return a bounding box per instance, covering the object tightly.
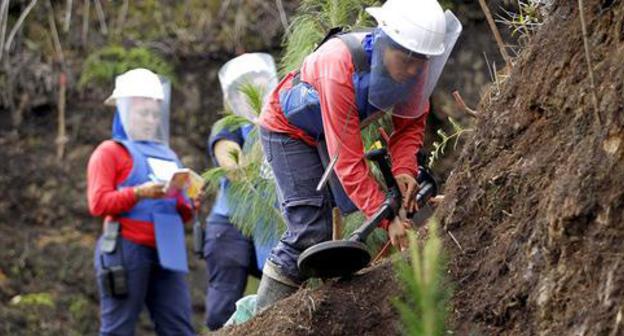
[99,221,129,298]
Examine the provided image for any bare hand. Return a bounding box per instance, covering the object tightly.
[388,216,411,252]
[134,181,166,200]
[395,173,419,213]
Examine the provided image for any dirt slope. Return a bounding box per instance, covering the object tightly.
[219,1,623,335]
[216,260,403,336]
[437,0,624,335]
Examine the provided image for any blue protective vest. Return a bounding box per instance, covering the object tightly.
[279,32,377,141]
[116,139,190,273]
[209,124,254,218]
[277,32,376,214]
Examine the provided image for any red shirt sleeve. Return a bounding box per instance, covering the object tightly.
[302,40,387,221]
[176,194,194,223]
[87,140,138,217]
[389,103,429,177]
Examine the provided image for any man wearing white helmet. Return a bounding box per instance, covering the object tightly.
[87,68,196,335]
[255,0,461,311]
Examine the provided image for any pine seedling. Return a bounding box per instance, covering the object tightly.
[392,218,452,336]
[279,0,379,74]
[202,80,286,243]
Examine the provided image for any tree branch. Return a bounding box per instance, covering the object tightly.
[477,0,513,70]
[4,0,38,55]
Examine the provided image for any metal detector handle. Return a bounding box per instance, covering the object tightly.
[415,181,435,208]
[414,168,438,208]
[349,200,395,243]
[348,148,401,243]
[365,148,399,192]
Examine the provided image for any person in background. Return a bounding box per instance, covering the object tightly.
[203,53,280,330]
[87,68,196,336]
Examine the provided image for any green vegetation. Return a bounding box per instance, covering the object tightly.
[393,219,452,336]
[429,117,473,168]
[498,0,544,43]
[279,0,378,74]
[10,292,55,308]
[78,46,175,89]
[202,81,286,243]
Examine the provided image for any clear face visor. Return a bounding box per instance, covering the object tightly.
[116,95,170,144]
[369,29,430,118]
[219,53,278,121]
[369,10,464,119]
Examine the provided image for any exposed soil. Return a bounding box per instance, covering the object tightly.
[219,1,624,335]
[0,1,543,335]
[216,259,403,336]
[437,0,624,334]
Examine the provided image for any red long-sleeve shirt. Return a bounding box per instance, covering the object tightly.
[87,140,193,247]
[260,38,428,228]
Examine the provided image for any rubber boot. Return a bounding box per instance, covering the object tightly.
[255,260,300,313]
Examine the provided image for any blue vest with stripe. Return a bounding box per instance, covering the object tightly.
[116,140,183,222]
[278,32,378,140]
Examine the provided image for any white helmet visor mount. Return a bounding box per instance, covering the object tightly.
[368,8,464,118]
[116,75,171,144]
[218,53,278,122]
[107,69,171,144]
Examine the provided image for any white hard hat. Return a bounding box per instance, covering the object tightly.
[218,53,277,91]
[366,0,447,56]
[104,68,165,106]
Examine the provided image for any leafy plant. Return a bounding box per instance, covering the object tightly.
[429,117,472,168]
[78,45,175,89]
[497,0,544,43]
[393,218,452,336]
[279,0,379,75]
[202,81,285,243]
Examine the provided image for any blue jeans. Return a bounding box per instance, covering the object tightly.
[94,237,195,336]
[260,128,333,283]
[202,218,260,330]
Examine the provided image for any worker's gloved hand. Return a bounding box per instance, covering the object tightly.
[395,173,419,213]
[134,181,166,200]
[388,216,411,252]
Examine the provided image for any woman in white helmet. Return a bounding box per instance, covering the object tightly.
[87,68,196,335]
[255,0,460,311]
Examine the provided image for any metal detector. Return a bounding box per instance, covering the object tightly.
[297,148,438,279]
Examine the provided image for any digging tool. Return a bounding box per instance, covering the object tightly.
[297,147,438,279]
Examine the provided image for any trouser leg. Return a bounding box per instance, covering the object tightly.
[145,266,195,336]
[95,237,151,336]
[203,223,252,330]
[256,128,333,309]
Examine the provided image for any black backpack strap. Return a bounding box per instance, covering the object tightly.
[314,26,346,51]
[336,31,371,73]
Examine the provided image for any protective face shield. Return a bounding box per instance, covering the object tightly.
[218,53,278,122]
[368,28,430,118]
[368,10,463,118]
[106,69,171,144]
